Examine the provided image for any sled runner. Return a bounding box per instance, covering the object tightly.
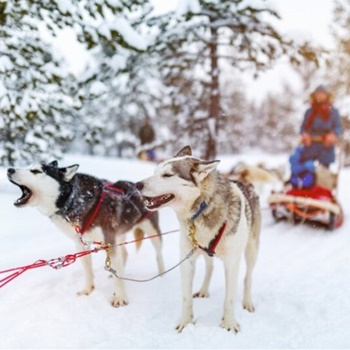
[269,185,343,230]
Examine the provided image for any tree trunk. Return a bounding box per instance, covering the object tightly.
[205,25,220,160]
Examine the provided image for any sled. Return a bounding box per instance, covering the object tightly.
[268,138,344,230]
[269,185,344,230]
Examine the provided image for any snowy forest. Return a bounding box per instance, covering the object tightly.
[1,0,350,165]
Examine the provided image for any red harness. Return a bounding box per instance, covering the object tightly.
[199,222,227,257]
[191,201,226,257]
[74,183,152,235]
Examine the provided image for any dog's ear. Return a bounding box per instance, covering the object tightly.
[49,160,58,167]
[195,160,220,181]
[62,164,79,182]
[175,146,192,157]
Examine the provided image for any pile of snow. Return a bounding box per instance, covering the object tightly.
[0,153,349,348]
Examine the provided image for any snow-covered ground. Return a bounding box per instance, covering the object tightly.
[1,153,350,349]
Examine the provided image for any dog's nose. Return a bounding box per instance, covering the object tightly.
[7,168,15,176]
[135,182,144,191]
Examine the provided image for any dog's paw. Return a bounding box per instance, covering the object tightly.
[193,291,209,298]
[220,318,240,333]
[175,316,193,333]
[77,285,95,296]
[111,294,129,308]
[243,301,255,312]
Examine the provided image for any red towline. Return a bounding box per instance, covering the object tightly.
[0,229,179,289]
[0,246,106,289]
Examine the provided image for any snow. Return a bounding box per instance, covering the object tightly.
[1,153,350,349]
[109,18,148,51]
[0,56,13,72]
[176,0,201,16]
[89,81,108,96]
[56,0,73,15]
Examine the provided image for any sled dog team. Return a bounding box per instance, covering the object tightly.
[8,146,262,333]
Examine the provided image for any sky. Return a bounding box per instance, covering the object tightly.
[54,0,335,101]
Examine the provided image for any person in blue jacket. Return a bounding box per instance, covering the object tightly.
[299,85,342,166]
[289,85,343,188]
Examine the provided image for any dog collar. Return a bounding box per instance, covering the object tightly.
[191,201,207,220]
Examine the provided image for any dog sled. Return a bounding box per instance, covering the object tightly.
[269,186,343,230]
[268,139,344,230]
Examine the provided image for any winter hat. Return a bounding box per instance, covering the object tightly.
[313,84,329,95]
[310,84,334,102]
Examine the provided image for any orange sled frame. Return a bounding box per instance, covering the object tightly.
[268,186,344,230]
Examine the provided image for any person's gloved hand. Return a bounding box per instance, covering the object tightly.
[324,132,337,147]
[301,132,311,147]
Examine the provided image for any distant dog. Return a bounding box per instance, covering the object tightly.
[226,162,283,193]
[7,161,164,306]
[136,146,261,332]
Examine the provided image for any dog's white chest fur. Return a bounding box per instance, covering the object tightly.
[181,183,249,258]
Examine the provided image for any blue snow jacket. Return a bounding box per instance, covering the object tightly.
[289,146,316,188]
[300,106,342,136]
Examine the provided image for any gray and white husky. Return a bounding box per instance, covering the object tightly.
[7,160,164,306]
[136,146,261,332]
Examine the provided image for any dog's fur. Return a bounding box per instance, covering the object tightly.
[315,165,338,190]
[7,161,164,306]
[226,161,283,193]
[137,146,261,332]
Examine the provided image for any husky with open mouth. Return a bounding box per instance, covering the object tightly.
[136,146,261,332]
[7,161,165,307]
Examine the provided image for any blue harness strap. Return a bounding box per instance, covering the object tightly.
[191,201,207,220]
[190,200,226,257]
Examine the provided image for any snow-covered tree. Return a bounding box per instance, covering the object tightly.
[327,0,350,164]
[75,0,163,156]
[0,1,77,165]
[0,0,153,165]
[149,0,318,159]
[250,83,300,153]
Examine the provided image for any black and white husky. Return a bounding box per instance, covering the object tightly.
[137,146,261,332]
[7,161,164,307]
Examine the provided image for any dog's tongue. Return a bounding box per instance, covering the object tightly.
[146,194,174,209]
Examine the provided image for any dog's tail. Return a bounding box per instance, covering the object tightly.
[133,228,145,250]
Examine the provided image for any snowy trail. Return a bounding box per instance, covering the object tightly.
[1,154,350,349]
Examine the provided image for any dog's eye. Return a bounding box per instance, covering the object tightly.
[30,169,42,174]
[163,173,174,178]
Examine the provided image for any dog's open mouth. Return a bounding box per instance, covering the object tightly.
[10,181,33,206]
[145,194,175,210]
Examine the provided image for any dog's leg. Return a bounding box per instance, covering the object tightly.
[139,220,165,274]
[243,237,259,312]
[176,237,196,332]
[76,242,95,296]
[150,233,165,274]
[122,245,128,265]
[110,245,128,307]
[220,256,241,333]
[193,254,213,298]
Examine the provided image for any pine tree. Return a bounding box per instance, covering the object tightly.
[328,0,350,100]
[0,0,77,165]
[150,0,318,159]
[0,0,152,165]
[327,0,350,164]
[75,0,161,156]
[251,84,300,153]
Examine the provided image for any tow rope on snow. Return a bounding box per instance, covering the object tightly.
[0,229,181,288]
